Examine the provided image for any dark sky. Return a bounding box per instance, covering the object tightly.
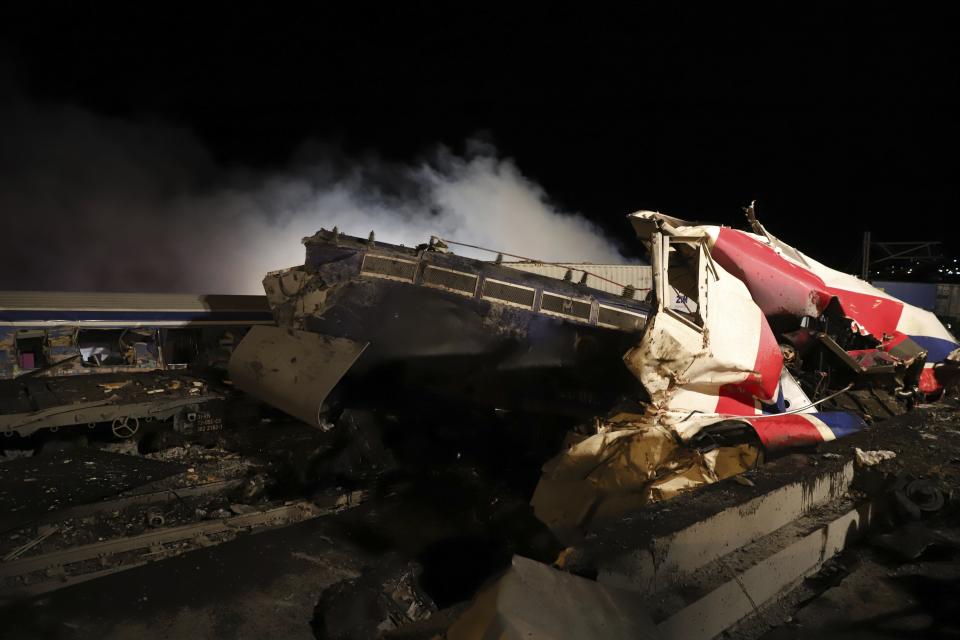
[1,4,957,276]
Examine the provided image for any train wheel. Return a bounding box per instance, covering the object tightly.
[111,416,140,439]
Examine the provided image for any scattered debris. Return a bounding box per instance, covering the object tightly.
[0,450,34,464]
[312,560,437,640]
[888,476,946,520]
[855,448,898,466]
[902,478,945,512]
[803,550,860,592]
[97,380,132,393]
[870,522,960,561]
[228,504,258,516]
[144,507,165,528]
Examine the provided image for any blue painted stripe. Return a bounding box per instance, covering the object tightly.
[759,385,786,415]
[0,310,273,323]
[908,335,959,362]
[814,411,868,439]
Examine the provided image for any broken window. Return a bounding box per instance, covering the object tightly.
[77,329,158,367]
[15,330,47,370]
[654,235,710,329]
[161,328,200,369]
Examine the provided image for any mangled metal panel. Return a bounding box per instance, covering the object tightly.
[628,210,960,396]
[227,325,367,427]
[532,210,889,535]
[622,231,783,430]
[233,229,654,421]
[531,423,762,537]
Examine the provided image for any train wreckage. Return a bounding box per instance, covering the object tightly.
[228,205,960,535]
[4,206,960,638]
[0,293,273,444]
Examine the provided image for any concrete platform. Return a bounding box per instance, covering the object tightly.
[653,497,873,640]
[585,458,855,594]
[562,453,881,640]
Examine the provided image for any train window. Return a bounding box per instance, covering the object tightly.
[16,331,47,370]
[666,245,702,325]
[162,328,199,367]
[652,234,710,331]
[77,329,157,367]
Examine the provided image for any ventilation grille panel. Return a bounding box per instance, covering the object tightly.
[360,254,418,281]
[422,266,478,296]
[481,279,536,308]
[598,305,647,332]
[541,293,592,320]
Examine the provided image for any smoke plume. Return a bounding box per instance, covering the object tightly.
[0,97,627,294]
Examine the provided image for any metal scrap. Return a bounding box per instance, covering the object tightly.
[531,422,760,539]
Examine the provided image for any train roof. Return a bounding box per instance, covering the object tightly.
[0,291,270,313]
[0,292,272,327]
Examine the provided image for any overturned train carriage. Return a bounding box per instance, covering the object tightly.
[231,209,960,451]
[228,209,960,539]
[228,230,653,426]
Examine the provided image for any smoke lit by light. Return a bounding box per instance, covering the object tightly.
[0,96,628,294]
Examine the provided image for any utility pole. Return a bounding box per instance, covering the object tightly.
[861,231,871,281]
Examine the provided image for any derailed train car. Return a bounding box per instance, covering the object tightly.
[228,208,960,532]
[228,230,653,425]
[0,291,272,379]
[0,292,272,441]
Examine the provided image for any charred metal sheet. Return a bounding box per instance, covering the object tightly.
[227,325,367,427]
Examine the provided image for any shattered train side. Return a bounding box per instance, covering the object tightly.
[628,208,960,401]
[532,209,960,536]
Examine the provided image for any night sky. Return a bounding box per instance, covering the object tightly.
[1,4,957,284]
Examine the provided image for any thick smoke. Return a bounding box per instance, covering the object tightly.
[0,97,627,294]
